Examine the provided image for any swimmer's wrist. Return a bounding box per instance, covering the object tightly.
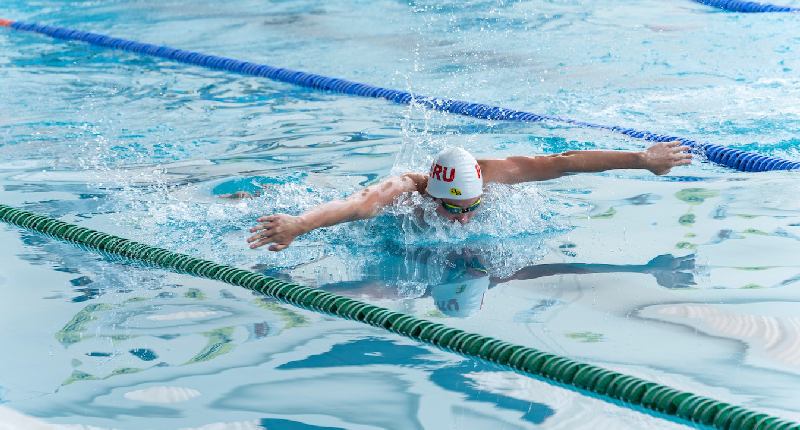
[635,151,649,170]
[297,214,316,233]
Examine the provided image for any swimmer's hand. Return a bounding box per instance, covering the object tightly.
[247,214,307,251]
[643,141,692,175]
[218,185,271,199]
[218,191,257,199]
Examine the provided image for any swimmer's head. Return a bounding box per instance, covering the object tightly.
[426,147,483,224]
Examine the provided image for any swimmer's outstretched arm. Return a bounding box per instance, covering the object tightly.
[479,141,692,184]
[248,173,427,251]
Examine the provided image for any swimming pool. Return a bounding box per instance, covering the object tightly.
[2,0,800,428]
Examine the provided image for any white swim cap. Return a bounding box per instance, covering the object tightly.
[426,147,483,199]
[431,276,490,318]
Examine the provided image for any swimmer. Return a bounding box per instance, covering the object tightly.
[247,141,692,251]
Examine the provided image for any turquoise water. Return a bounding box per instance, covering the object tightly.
[2,1,800,428]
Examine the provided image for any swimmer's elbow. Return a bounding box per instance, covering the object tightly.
[352,197,385,220]
[350,189,386,219]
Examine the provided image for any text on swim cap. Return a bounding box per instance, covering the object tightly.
[429,164,456,182]
[437,299,460,312]
[475,163,481,179]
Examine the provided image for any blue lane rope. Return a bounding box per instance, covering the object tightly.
[692,0,799,12]
[3,20,799,173]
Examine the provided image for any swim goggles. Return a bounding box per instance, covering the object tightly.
[440,198,481,214]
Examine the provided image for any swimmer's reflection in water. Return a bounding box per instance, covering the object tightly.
[257,248,696,318]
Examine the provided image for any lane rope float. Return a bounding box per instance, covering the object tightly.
[1,203,799,430]
[692,0,799,12]
[2,19,798,173]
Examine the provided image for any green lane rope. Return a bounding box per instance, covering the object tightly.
[1,203,797,430]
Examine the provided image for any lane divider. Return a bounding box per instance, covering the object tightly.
[2,19,798,173]
[1,203,798,430]
[692,0,799,12]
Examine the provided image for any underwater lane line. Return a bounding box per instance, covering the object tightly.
[2,19,799,173]
[1,203,799,430]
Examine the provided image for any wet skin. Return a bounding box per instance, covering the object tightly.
[247,142,693,251]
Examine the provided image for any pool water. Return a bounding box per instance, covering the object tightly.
[2,0,800,428]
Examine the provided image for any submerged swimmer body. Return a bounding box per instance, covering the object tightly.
[247,142,692,251]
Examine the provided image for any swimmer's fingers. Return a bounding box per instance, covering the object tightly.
[675,145,691,153]
[218,191,255,199]
[668,146,692,165]
[247,228,273,244]
[247,214,299,251]
[250,215,281,233]
[667,145,691,154]
[670,152,692,164]
[249,223,273,233]
[249,240,270,250]
[249,236,291,251]
[248,235,274,249]
[257,215,279,223]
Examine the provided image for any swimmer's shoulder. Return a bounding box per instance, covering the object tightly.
[477,158,519,184]
[399,172,429,194]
